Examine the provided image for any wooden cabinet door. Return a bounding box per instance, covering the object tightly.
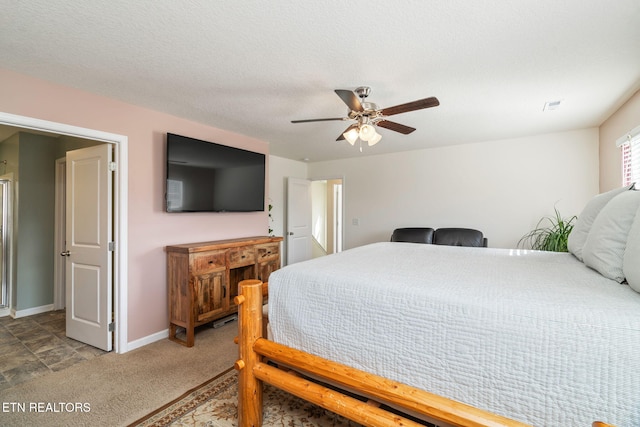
[194,269,227,322]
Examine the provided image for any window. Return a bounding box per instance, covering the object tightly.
[617,125,640,187]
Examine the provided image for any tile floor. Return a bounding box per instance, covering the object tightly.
[0,310,107,391]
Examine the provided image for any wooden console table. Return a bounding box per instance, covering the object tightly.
[166,236,282,347]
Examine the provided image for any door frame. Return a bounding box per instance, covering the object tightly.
[0,175,12,316]
[0,112,129,353]
[53,157,66,311]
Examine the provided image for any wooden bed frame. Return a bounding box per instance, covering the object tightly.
[233,279,616,427]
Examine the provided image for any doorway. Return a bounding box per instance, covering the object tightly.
[311,178,344,258]
[54,145,114,351]
[285,176,344,265]
[0,111,128,353]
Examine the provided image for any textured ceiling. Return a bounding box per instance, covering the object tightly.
[1,0,640,162]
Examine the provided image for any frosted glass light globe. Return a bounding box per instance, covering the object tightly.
[359,124,375,141]
[343,128,359,145]
[368,130,382,146]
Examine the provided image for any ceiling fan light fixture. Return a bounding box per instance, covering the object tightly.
[368,130,382,146]
[343,128,359,145]
[293,87,439,152]
[359,124,376,141]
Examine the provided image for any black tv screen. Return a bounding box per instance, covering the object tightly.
[165,133,266,212]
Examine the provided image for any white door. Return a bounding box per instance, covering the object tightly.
[64,145,113,351]
[286,178,312,265]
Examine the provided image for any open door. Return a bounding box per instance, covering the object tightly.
[64,145,113,351]
[286,177,312,265]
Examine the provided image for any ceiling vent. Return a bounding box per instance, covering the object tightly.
[543,100,562,111]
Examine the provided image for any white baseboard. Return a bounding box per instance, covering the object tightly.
[126,328,169,352]
[12,304,54,319]
[0,307,10,317]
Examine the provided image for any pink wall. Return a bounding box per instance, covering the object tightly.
[0,68,270,343]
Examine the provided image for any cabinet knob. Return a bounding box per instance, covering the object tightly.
[287,232,294,236]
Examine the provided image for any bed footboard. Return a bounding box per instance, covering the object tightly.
[234,279,538,427]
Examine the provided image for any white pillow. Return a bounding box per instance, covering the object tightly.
[568,184,634,261]
[582,190,640,282]
[623,203,640,293]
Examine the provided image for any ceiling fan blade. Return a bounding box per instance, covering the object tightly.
[335,89,364,112]
[336,124,358,141]
[380,97,440,116]
[376,120,416,135]
[291,117,345,123]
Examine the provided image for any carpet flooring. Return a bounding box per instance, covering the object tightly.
[129,367,363,427]
[0,321,238,427]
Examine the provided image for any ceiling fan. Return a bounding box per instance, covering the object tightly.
[291,86,439,149]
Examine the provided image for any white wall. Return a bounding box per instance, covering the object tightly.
[308,128,599,249]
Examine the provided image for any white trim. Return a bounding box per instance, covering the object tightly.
[616,124,640,147]
[126,328,169,352]
[0,112,129,353]
[0,174,12,311]
[12,304,54,319]
[53,158,66,311]
[0,307,9,317]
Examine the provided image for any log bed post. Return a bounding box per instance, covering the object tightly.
[234,279,264,427]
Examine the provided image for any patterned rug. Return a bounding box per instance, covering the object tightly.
[128,367,361,426]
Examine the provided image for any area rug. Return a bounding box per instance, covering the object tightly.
[129,367,362,426]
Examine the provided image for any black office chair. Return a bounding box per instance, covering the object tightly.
[433,228,488,247]
[390,227,434,244]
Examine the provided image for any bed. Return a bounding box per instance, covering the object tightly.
[235,188,640,427]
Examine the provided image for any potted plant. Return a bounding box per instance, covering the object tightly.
[518,207,577,252]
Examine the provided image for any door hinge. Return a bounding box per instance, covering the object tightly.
[108,241,115,252]
[108,162,117,172]
[108,322,115,332]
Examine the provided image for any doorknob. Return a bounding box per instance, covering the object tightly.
[60,251,70,257]
[287,232,294,236]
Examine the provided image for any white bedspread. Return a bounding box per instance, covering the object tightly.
[268,242,640,427]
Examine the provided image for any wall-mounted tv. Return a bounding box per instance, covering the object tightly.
[165,133,266,213]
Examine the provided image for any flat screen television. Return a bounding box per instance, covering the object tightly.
[165,133,266,213]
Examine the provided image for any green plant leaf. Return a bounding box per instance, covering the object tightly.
[518,207,576,252]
